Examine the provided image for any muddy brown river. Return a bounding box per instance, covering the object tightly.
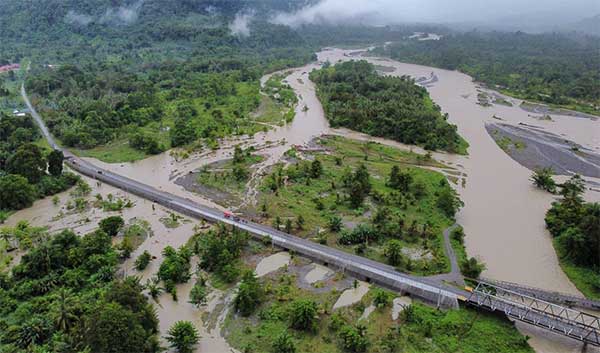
[8,48,600,353]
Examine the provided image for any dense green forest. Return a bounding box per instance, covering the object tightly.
[0,112,77,215]
[0,222,159,353]
[543,175,600,299]
[0,225,159,352]
[310,61,467,153]
[376,32,600,114]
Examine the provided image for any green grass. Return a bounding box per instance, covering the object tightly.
[223,270,532,353]
[72,139,148,163]
[553,238,600,300]
[197,154,264,195]
[250,136,456,276]
[491,130,526,152]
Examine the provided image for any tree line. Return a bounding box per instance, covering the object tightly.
[378,31,600,114]
[310,61,466,153]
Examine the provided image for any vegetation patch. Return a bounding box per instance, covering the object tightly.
[249,136,462,276]
[311,61,468,154]
[223,269,532,353]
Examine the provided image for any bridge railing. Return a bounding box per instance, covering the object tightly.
[478,276,600,310]
[468,281,600,346]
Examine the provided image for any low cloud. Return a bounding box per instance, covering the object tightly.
[65,10,93,26]
[270,0,599,27]
[229,11,254,37]
[64,1,145,27]
[271,0,382,27]
[100,0,144,25]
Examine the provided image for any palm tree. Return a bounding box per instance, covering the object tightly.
[145,276,163,302]
[165,321,199,353]
[51,288,79,332]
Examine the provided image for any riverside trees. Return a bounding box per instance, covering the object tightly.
[310,61,466,153]
[545,175,600,297]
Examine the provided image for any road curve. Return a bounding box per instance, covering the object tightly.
[21,84,462,309]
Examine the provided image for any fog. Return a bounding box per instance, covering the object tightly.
[271,0,600,28]
[64,0,144,26]
[230,11,255,37]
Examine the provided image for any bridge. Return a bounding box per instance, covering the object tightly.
[21,84,600,347]
[467,282,600,347]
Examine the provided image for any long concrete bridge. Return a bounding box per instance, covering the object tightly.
[21,84,600,347]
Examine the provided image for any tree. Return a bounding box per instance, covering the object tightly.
[233,145,244,164]
[83,303,150,353]
[310,159,323,178]
[99,216,125,236]
[234,271,263,316]
[388,166,412,192]
[135,250,153,271]
[47,150,64,176]
[436,188,463,218]
[145,277,163,302]
[171,118,196,147]
[383,239,404,266]
[289,299,318,331]
[6,144,46,183]
[158,246,192,285]
[461,257,485,278]
[0,174,36,210]
[273,331,296,353]
[531,168,556,193]
[165,321,200,353]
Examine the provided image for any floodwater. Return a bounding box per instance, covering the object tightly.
[332,281,370,310]
[254,251,291,277]
[6,174,238,353]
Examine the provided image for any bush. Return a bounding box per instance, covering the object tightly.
[99,216,125,236]
[338,324,368,353]
[289,299,318,331]
[272,331,296,353]
[134,250,152,271]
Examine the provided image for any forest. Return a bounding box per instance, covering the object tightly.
[0,224,160,352]
[0,112,77,215]
[377,31,600,114]
[310,61,467,153]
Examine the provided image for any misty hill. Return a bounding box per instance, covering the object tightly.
[0,0,318,64]
[568,14,600,36]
